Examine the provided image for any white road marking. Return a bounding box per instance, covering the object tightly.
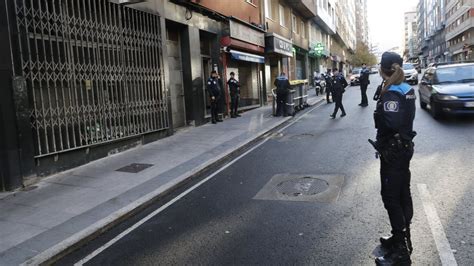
[417,183,458,266]
[74,101,325,265]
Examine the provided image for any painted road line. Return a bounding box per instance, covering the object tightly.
[417,183,458,266]
[74,100,325,265]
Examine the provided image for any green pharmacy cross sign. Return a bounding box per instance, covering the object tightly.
[314,43,324,55]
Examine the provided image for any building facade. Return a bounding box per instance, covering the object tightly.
[404,11,418,61]
[445,0,474,61]
[0,0,360,191]
[355,0,369,47]
[416,0,447,66]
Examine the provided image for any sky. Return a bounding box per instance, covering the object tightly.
[367,0,418,57]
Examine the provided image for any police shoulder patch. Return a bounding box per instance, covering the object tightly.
[208,81,211,85]
[384,101,399,112]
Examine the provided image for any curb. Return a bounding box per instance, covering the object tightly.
[24,99,325,265]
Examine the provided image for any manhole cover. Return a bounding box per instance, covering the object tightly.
[116,163,154,173]
[276,177,329,197]
[253,174,344,203]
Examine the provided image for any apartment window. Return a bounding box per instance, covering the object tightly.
[292,14,297,33]
[264,0,273,19]
[279,4,286,27]
[301,21,305,37]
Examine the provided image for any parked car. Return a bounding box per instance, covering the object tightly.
[350,68,361,86]
[418,62,474,119]
[403,63,419,85]
[370,67,378,74]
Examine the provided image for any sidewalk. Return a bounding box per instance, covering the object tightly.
[0,95,323,265]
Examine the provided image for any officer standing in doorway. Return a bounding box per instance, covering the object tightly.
[329,68,348,119]
[207,70,223,124]
[370,52,417,265]
[274,72,291,117]
[359,63,370,107]
[227,72,241,118]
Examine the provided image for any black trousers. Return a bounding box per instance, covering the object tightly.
[380,146,414,237]
[332,93,346,115]
[231,94,239,115]
[360,83,368,105]
[276,93,288,116]
[211,98,219,122]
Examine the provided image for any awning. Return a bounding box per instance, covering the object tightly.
[230,50,265,63]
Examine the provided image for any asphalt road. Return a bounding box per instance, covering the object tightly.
[58,74,474,265]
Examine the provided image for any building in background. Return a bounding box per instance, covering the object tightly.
[332,0,356,74]
[355,0,369,47]
[416,0,447,66]
[445,0,473,61]
[404,11,418,61]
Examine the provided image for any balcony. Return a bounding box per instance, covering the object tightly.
[446,17,474,41]
[286,0,317,19]
[313,7,336,34]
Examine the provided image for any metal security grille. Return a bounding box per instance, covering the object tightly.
[14,0,169,157]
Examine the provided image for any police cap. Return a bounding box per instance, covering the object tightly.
[381,52,403,70]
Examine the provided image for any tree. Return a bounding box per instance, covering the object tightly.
[350,41,378,66]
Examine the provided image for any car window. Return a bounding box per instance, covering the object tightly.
[352,69,361,74]
[403,64,414,70]
[434,65,474,84]
[423,68,434,82]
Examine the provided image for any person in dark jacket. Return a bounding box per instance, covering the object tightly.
[274,72,291,117]
[324,69,333,103]
[227,72,241,118]
[207,70,223,124]
[372,52,417,266]
[330,68,348,119]
[359,63,371,107]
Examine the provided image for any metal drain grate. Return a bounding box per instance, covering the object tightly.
[116,163,154,173]
[276,177,329,197]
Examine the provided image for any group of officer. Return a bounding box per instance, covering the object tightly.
[274,52,417,266]
[206,70,241,124]
[207,51,417,265]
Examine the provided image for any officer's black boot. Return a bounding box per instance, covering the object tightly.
[380,228,413,254]
[376,235,411,265]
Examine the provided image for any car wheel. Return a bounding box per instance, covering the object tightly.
[414,79,418,85]
[419,97,427,110]
[430,99,441,119]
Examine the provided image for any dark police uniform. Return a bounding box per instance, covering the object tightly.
[207,76,221,123]
[359,67,370,106]
[274,75,291,116]
[330,73,348,117]
[374,82,416,265]
[227,77,240,117]
[324,72,333,103]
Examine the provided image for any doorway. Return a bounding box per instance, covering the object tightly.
[166,27,186,129]
[201,56,212,117]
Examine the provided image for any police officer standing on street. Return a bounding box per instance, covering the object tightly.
[324,69,333,103]
[207,70,223,124]
[330,68,348,119]
[359,63,370,107]
[371,52,417,265]
[274,72,291,117]
[227,72,241,118]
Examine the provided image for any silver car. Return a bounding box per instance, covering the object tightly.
[403,63,418,85]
